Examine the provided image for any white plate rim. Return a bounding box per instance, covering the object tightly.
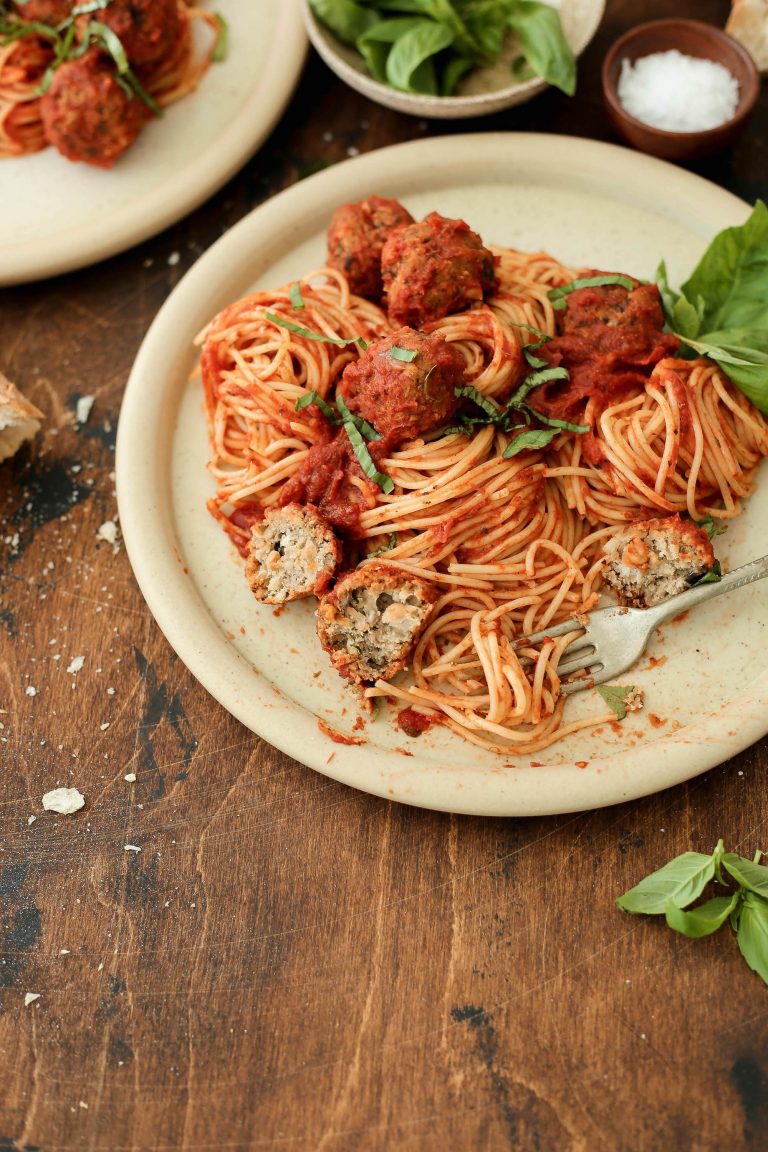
[0,3,307,286]
[115,132,768,816]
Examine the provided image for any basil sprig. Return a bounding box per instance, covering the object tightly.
[656,200,768,415]
[308,0,576,97]
[617,839,768,986]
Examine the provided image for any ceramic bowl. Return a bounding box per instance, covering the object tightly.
[299,0,605,119]
[602,18,760,162]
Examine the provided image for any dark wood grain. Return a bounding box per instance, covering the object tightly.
[1,1,767,1149]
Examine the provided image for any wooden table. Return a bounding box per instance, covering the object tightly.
[2,2,767,1148]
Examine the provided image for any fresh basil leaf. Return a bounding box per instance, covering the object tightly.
[675,332,768,414]
[690,560,722,586]
[664,893,741,938]
[441,51,473,93]
[502,427,559,457]
[722,853,768,898]
[505,0,576,95]
[289,282,305,310]
[735,891,768,986]
[616,849,720,915]
[596,684,636,720]
[384,18,455,92]
[389,345,418,362]
[680,200,768,336]
[548,274,636,309]
[308,0,379,43]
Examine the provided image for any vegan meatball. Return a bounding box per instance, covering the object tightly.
[316,562,438,685]
[327,194,414,300]
[12,0,73,22]
[40,49,147,168]
[337,327,464,442]
[381,211,496,328]
[528,276,679,421]
[601,514,716,608]
[96,0,183,70]
[245,503,341,604]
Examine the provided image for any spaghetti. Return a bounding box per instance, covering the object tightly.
[198,213,768,756]
[0,1,223,164]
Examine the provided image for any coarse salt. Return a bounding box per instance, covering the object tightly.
[618,50,739,132]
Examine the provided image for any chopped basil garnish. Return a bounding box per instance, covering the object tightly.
[212,12,228,62]
[454,384,501,420]
[388,345,418,362]
[502,427,560,457]
[696,514,727,540]
[336,395,393,494]
[295,391,337,422]
[596,684,637,721]
[548,274,635,310]
[289,282,305,310]
[266,311,367,350]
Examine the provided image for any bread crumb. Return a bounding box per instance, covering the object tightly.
[124,844,141,853]
[42,787,85,815]
[124,772,137,782]
[66,655,85,674]
[24,992,41,1007]
[75,395,95,424]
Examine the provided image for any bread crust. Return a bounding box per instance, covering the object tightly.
[726,0,768,72]
[0,372,44,462]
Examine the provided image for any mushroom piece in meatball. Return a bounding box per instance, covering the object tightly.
[40,49,147,168]
[337,327,464,442]
[326,194,414,300]
[381,211,496,328]
[245,503,341,604]
[316,562,438,686]
[601,514,716,609]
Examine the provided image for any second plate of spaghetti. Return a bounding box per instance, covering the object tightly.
[116,133,768,816]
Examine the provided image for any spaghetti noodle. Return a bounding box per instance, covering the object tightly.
[198,211,768,755]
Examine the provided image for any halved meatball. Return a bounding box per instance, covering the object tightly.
[245,503,341,604]
[381,211,496,327]
[337,326,464,442]
[601,514,716,608]
[327,194,414,300]
[316,562,438,685]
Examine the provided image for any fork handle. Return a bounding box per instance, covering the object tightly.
[647,554,768,628]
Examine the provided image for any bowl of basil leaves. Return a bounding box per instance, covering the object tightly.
[301,0,604,118]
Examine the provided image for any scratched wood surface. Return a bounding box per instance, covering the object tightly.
[1,1,767,1149]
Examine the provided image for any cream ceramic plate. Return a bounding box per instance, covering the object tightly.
[299,0,605,118]
[116,133,768,816]
[0,1,307,286]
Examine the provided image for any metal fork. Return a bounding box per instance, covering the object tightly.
[514,555,768,694]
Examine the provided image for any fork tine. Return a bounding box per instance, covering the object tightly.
[512,617,584,650]
[555,646,600,678]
